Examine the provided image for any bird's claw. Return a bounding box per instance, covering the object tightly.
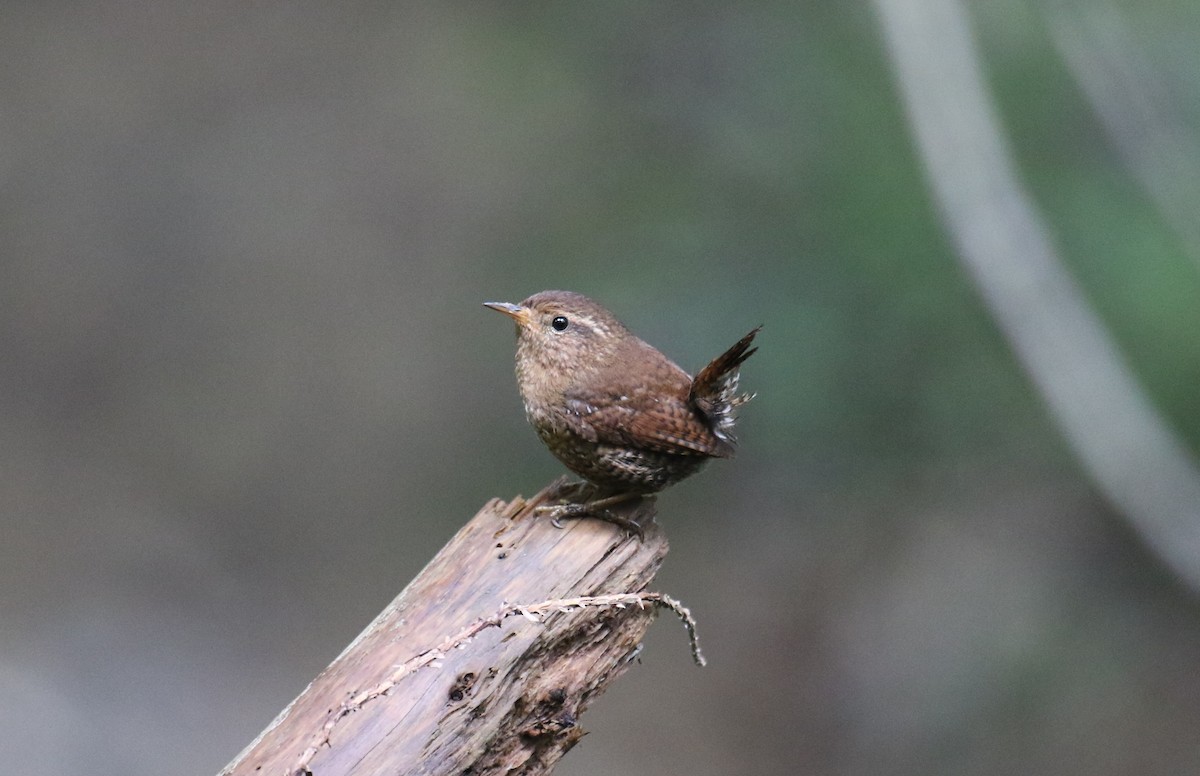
[535,502,589,528]
[533,500,645,539]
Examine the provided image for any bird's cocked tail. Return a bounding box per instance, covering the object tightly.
[689,326,761,453]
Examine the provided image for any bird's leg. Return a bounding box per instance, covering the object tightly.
[543,477,594,503]
[534,489,649,538]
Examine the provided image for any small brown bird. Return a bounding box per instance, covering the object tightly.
[485,290,759,531]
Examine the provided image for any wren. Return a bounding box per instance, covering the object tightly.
[484,290,758,532]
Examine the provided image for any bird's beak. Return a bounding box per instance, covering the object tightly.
[483,301,533,327]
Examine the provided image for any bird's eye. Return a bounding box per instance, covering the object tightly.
[551,316,569,331]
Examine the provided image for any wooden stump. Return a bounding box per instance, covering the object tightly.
[219,479,679,776]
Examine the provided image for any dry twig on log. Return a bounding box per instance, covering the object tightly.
[219,479,698,776]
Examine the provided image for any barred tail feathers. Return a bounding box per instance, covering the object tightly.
[689,326,761,451]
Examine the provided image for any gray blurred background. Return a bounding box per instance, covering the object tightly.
[3,2,1200,775]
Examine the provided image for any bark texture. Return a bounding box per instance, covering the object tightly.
[219,480,669,776]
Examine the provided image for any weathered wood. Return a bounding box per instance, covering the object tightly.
[219,480,673,776]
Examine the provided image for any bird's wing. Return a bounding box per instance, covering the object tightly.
[562,392,732,458]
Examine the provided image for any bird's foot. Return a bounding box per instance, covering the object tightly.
[534,491,648,539]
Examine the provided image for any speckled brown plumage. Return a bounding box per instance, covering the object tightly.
[484,290,759,497]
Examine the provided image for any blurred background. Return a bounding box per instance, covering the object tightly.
[2,2,1199,774]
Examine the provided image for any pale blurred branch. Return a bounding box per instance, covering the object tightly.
[872,0,1200,589]
[1047,1,1200,268]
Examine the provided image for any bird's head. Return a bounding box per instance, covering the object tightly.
[484,290,629,399]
